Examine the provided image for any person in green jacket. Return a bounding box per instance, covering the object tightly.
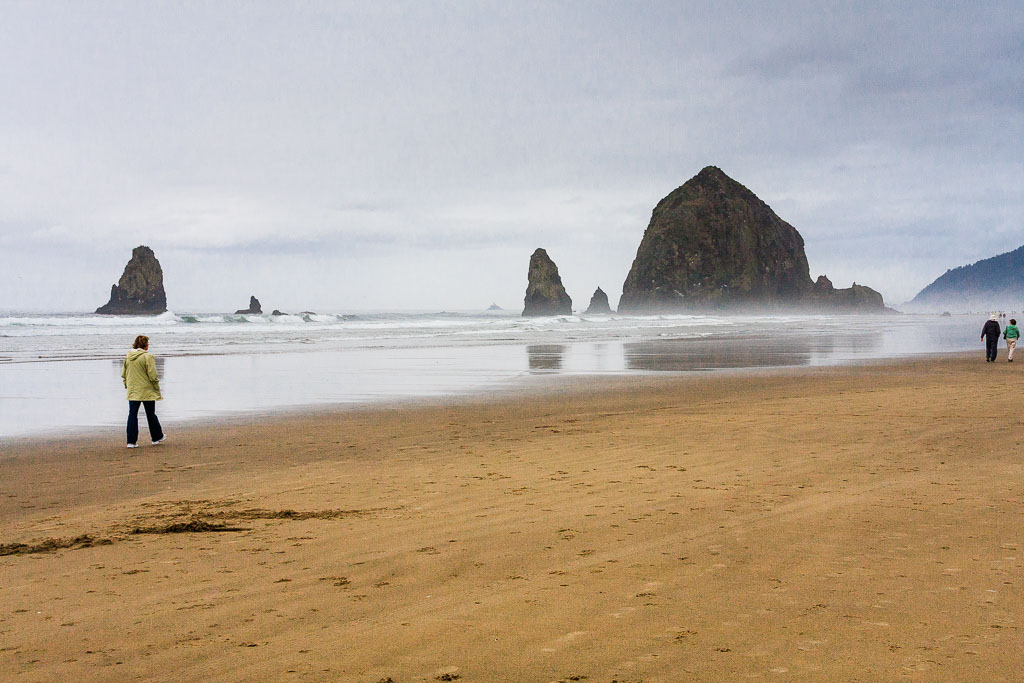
[122,335,165,448]
[1004,318,1020,363]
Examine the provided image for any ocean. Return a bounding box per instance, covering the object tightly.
[0,310,985,439]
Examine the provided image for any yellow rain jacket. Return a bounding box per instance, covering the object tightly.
[122,348,162,401]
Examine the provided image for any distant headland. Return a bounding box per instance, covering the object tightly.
[906,244,1024,312]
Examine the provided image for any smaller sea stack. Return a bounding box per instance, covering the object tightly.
[522,248,572,317]
[95,245,167,315]
[236,296,262,314]
[584,287,613,314]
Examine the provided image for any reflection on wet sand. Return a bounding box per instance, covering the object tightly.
[2,318,972,438]
[527,344,565,372]
[111,356,167,375]
[623,332,879,372]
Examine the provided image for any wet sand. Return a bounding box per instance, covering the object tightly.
[1,353,1023,681]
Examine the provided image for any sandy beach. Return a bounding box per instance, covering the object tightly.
[2,353,1023,681]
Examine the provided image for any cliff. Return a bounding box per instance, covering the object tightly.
[522,248,572,316]
[907,245,1024,312]
[95,246,167,315]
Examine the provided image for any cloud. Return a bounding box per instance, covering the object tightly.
[0,1,1022,310]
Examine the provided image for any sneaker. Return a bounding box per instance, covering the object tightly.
[153,436,167,445]
[127,443,139,449]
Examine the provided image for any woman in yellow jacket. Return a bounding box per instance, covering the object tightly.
[122,335,165,448]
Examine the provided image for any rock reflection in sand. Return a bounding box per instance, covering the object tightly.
[623,332,878,371]
[0,316,985,438]
[527,344,565,372]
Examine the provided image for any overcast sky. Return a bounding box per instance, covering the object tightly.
[1,1,1021,312]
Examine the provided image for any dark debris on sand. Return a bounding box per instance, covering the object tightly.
[3,504,391,559]
[0,534,112,556]
[131,519,248,534]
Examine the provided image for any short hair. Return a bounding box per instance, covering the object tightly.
[132,335,149,349]
[1012,319,1017,325]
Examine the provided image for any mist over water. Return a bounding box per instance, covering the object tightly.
[0,310,986,438]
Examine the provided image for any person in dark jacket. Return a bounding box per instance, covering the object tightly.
[981,315,1001,362]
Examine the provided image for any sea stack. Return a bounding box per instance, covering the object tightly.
[618,166,886,312]
[236,296,262,314]
[584,287,613,314]
[522,248,572,316]
[95,245,167,315]
[807,276,884,311]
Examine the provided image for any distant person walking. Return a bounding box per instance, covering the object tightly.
[1004,318,1020,362]
[981,315,1001,362]
[122,335,165,448]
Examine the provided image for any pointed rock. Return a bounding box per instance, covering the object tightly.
[236,296,262,315]
[522,248,572,316]
[584,287,612,314]
[96,245,167,315]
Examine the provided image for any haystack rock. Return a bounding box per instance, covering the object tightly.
[618,166,885,313]
[522,248,572,316]
[584,287,613,314]
[95,245,167,315]
[235,296,262,314]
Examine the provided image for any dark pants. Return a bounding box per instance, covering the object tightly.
[986,335,999,361]
[127,400,163,445]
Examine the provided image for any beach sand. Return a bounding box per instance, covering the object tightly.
[2,353,1023,681]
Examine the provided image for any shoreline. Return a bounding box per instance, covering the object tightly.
[0,313,983,440]
[0,350,979,447]
[3,351,1022,680]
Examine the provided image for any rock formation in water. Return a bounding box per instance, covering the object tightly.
[235,296,262,315]
[271,309,286,316]
[487,303,503,311]
[95,245,168,315]
[522,248,572,316]
[906,244,1024,312]
[806,275,885,311]
[584,287,613,314]
[618,166,886,313]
